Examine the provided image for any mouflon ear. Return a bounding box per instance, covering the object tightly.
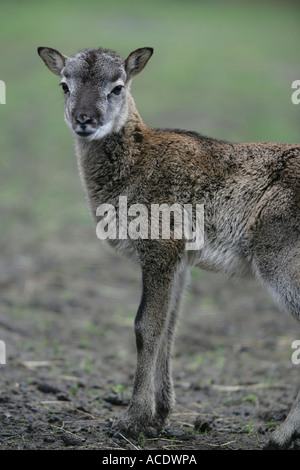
[125,47,153,82]
[37,47,69,76]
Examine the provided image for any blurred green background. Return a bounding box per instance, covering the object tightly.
[0,0,299,256]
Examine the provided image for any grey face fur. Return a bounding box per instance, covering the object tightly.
[38,46,153,140]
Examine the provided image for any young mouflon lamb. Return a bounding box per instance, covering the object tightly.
[38,45,300,449]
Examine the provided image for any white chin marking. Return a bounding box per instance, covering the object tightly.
[93,123,114,139]
[76,122,114,141]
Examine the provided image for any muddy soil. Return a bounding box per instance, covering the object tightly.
[1,225,300,451]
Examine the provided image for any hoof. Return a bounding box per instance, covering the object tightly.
[112,417,160,439]
[264,426,295,450]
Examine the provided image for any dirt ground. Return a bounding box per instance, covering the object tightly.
[1,224,300,451]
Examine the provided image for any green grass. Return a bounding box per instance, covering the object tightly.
[0,0,299,253]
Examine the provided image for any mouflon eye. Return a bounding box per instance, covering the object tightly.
[111,85,123,95]
[60,82,69,94]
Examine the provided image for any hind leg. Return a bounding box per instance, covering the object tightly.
[252,231,300,448]
[266,390,300,449]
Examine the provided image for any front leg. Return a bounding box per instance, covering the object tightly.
[153,265,189,429]
[115,253,180,437]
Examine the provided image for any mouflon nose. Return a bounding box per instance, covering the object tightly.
[76,114,92,126]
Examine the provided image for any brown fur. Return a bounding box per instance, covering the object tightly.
[38,45,300,448]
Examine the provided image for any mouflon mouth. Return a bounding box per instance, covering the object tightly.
[75,130,95,138]
[73,122,115,140]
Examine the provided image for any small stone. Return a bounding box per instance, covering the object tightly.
[103,394,129,406]
[61,432,83,447]
[37,382,62,394]
[194,417,213,432]
[44,436,56,443]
